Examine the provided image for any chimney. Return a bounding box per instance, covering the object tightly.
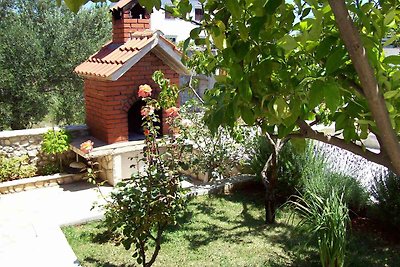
[111,2,151,43]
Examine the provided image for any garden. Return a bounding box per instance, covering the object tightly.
[64,189,400,267]
[1,0,400,267]
[62,80,400,267]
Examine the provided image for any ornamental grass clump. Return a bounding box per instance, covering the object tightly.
[103,76,185,267]
[289,187,350,267]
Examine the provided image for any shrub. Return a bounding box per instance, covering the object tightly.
[41,128,71,170]
[175,99,249,181]
[301,147,370,215]
[303,172,370,215]
[247,137,310,202]
[276,141,312,201]
[371,171,400,230]
[39,163,60,176]
[290,189,350,267]
[0,155,37,182]
[246,135,273,178]
[103,82,185,267]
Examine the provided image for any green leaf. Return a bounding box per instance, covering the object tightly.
[238,22,249,40]
[343,125,356,142]
[383,35,397,47]
[359,124,369,140]
[190,28,201,39]
[248,17,266,39]
[309,80,324,109]
[226,0,242,19]
[274,97,291,119]
[383,55,400,65]
[233,41,250,61]
[239,84,253,102]
[384,8,396,25]
[177,0,192,14]
[324,82,341,111]
[64,0,85,13]
[335,113,347,131]
[183,38,190,52]
[265,0,283,15]
[278,124,294,138]
[384,90,399,99]
[278,35,298,51]
[241,106,255,125]
[315,36,336,60]
[325,46,347,74]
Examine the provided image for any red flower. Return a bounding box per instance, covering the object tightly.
[138,84,152,98]
[80,140,94,154]
[165,106,179,117]
[144,129,150,136]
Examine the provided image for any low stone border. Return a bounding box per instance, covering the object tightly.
[0,173,86,194]
[186,175,257,197]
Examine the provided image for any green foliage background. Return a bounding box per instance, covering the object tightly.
[0,0,111,130]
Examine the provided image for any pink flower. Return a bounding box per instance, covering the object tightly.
[141,106,154,117]
[138,84,152,98]
[165,106,179,117]
[80,140,94,154]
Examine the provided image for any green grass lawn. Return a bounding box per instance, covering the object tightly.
[63,188,400,267]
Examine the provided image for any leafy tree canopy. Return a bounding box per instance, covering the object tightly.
[0,0,111,130]
[60,0,400,173]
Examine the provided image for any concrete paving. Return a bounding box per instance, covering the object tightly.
[0,182,113,267]
[0,176,253,267]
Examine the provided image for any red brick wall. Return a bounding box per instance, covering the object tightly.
[84,52,180,144]
[112,11,150,43]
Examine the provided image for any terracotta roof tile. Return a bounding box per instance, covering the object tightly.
[75,30,187,80]
[109,0,136,12]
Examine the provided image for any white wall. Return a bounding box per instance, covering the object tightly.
[384,47,400,57]
[151,0,202,43]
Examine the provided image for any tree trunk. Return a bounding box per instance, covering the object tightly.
[261,137,282,224]
[328,0,400,175]
[145,224,165,267]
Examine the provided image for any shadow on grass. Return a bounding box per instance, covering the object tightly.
[346,229,400,267]
[76,183,400,267]
[84,257,129,267]
[164,185,321,266]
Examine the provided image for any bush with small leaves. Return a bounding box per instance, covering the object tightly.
[41,128,71,171]
[0,155,37,182]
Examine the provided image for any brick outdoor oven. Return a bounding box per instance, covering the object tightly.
[75,0,188,144]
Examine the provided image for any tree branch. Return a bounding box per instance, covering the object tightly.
[328,0,400,175]
[295,119,393,170]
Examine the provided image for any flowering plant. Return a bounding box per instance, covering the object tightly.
[103,75,186,267]
[165,106,179,117]
[138,84,152,98]
[80,140,94,154]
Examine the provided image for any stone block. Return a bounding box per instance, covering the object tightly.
[28,150,38,158]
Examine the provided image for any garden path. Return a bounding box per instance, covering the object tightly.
[0,182,113,267]
[0,175,253,267]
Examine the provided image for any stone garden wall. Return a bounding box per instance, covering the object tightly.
[0,125,89,172]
